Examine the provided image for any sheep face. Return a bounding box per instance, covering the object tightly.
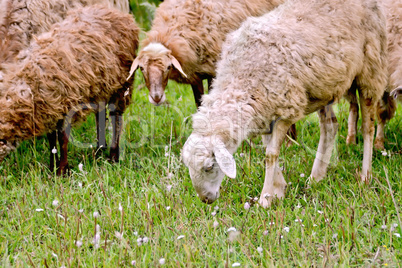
[182,133,236,204]
[127,42,187,106]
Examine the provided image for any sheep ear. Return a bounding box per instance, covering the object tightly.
[171,56,187,78]
[127,57,140,81]
[213,146,236,178]
[391,87,402,99]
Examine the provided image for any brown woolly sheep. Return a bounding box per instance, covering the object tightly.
[345,0,401,150]
[0,0,131,172]
[127,0,285,107]
[182,0,387,207]
[0,5,139,174]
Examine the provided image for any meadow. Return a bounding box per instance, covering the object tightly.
[1,2,402,267]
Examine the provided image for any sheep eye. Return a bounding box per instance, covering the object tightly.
[203,163,214,172]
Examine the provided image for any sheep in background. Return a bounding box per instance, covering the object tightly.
[0,0,131,171]
[182,0,387,207]
[127,0,285,107]
[0,5,139,174]
[346,0,401,150]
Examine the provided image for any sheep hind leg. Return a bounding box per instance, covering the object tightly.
[374,91,397,150]
[191,79,204,107]
[109,110,123,162]
[345,85,359,145]
[360,96,376,183]
[309,105,338,183]
[259,120,291,208]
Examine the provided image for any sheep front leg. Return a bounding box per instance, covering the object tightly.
[109,110,123,162]
[191,79,205,107]
[309,105,338,182]
[57,121,72,176]
[47,131,58,172]
[259,121,290,208]
[360,97,376,182]
[96,101,107,151]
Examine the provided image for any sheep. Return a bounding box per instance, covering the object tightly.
[127,0,285,107]
[345,0,400,150]
[0,0,132,172]
[182,0,388,207]
[0,5,139,174]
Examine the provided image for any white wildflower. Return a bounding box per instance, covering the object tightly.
[166,185,172,192]
[232,263,240,267]
[115,231,123,239]
[78,163,84,172]
[167,173,173,179]
[35,208,44,212]
[313,224,317,227]
[295,219,302,223]
[165,145,169,151]
[227,227,237,232]
[93,211,99,218]
[52,252,58,258]
[381,225,387,229]
[317,210,323,214]
[165,152,169,157]
[119,203,123,212]
[332,233,338,239]
[300,173,305,178]
[75,240,82,247]
[296,204,302,209]
[394,233,401,238]
[78,182,83,188]
[239,153,245,157]
[253,197,258,202]
[131,260,136,266]
[283,227,290,232]
[213,220,219,228]
[177,235,185,240]
[166,206,170,211]
[133,231,138,236]
[137,237,143,246]
[52,147,57,154]
[257,247,263,253]
[57,214,65,220]
[269,222,275,226]
[214,206,219,210]
[244,202,250,210]
[52,199,59,207]
[142,236,149,243]
[263,230,269,236]
[382,151,387,156]
[211,211,217,216]
[79,209,84,213]
[159,258,165,265]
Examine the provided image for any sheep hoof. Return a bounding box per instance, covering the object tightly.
[374,138,385,151]
[346,134,357,145]
[258,195,272,208]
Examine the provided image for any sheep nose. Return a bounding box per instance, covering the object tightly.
[200,191,219,204]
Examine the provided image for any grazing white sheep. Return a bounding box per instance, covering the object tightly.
[182,0,388,207]
[127,0,285,106]
[345,0,400,150]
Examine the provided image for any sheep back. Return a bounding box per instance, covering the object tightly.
[195,0,388,139]
[143,0,285,84]
[0,5,139,141]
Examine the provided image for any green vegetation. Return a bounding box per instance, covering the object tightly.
[0,3,401,266]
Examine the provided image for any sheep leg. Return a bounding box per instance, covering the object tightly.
[57,122,71,176]
[309,105,338,182]
[259,120,291,208]
[345,85,359,145]
[360,96,376,182]
[191,79,204,107]
[96,101,107,151]
[374,91,397,150]
[109,110,123,162]
[47,131,58,172]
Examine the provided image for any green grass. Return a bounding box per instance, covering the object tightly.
[0,70,401,267]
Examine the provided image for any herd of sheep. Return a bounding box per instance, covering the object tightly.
[0,0,401,207]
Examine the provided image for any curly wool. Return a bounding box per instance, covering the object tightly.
[141,0,285,85]
[194,0,388,146]
[0,0,130,75]
[0,6,139,145]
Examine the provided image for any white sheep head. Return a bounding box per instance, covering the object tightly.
[127,42,187,106]
[182,133,236,204]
